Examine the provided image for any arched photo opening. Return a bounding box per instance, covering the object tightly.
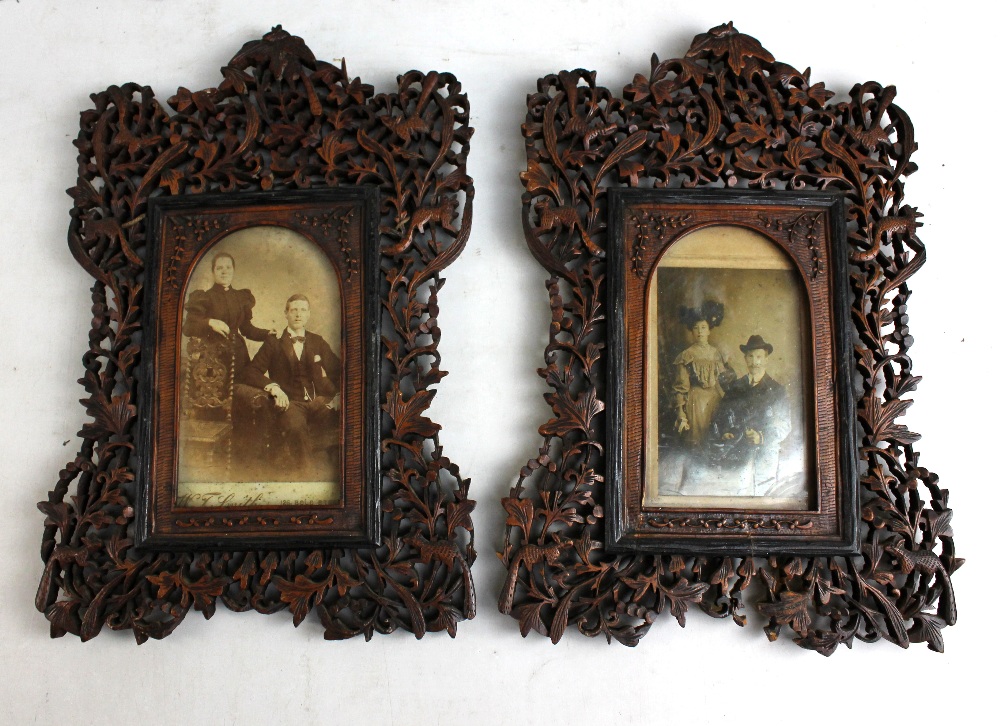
[643,224,815,511]
[176,225,345,508]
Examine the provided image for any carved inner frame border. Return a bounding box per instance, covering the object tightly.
[500,23,960,653]
[136,188,381,550]
[606,190,858,555]
[37,27,476,641]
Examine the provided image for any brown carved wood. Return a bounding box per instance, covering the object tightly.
[608,193,856,554]
[138,190,379,549]
[36,26,476,641]
[500,23,959,653]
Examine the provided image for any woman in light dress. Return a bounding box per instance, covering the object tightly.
[672,300,730,446]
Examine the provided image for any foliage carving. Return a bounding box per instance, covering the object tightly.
[501,22,958,654]
[38,27,475,642]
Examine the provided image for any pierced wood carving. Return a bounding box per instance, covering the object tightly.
[501,23,959,653]
[37,26,476,641]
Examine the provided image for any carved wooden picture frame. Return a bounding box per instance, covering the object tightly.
[37,27,476,642]
[136,187,381,550]
[606,189,858,556]
[500,23,960,653]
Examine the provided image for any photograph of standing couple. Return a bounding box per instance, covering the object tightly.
[644,225,813,510]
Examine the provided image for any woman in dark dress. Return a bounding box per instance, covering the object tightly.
[182,252,270,374]
[182,252,273,475]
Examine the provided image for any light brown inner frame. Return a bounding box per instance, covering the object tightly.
[141,192,374,549]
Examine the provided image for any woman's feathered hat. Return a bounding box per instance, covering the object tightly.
[679,300,724,330]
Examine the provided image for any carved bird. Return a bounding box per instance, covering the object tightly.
[884,541,957,626]
[498,539,567,615]
[847,124,891,152]
[381,113,430,143]
[405,532,475,619]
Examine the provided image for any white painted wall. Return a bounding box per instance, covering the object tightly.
[0,1,994,724]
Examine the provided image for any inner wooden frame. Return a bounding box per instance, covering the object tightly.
[607,189,859,555]
[137,187,381,550]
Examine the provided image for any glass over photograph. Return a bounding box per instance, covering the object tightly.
[176,225,344,509]
[643,225,814,511]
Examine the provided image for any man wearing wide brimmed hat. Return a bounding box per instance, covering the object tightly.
[708,334,791,495]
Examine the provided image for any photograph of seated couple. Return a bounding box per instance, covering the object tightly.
[176,236,344,508]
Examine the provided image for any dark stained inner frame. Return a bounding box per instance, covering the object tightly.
[136,188,381,551]
[605,190,858,556]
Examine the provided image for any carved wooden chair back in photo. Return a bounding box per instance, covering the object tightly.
[501,23,959,654]
[180,333,236,476]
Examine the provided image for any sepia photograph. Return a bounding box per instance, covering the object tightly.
[643,225,814,511]
[176,225,344,509]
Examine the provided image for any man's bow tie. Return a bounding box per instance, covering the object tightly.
[290,335,306,344]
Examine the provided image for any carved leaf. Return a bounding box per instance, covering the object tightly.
[502,498,535,536]
[687,22,775,74]
[910,613,946,653]
[234,554,257,590]
[814,574,846,605]
[38,501,74,535]
[864,585,910,647]
[446,498,476,536]
[330,563,361,598]
[539,387,604,438]
[521,159,558,197]
[549,588,579,644]
[622,570,659,601]
[863,396,921,445]
[382,385,441,440]
[386,576,427,639]
[726,121,769,146]
[78,390,136,440]
[925,508,954,542]
[783,137,822,168]
[663,579,711,627]
[595,130,647,184]
[757,591,812,637]
[274,575,329,627]
[45,600,81,638]
[514,601,548,638]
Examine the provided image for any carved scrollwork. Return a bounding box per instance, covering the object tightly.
[644,515,815,531]
[37,27,475,642]
[629,210,691,275]
[502,22,958,653]
[294,209,358,279]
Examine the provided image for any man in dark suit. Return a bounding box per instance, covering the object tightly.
[708,335,791,495]
[240,294,342,479]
